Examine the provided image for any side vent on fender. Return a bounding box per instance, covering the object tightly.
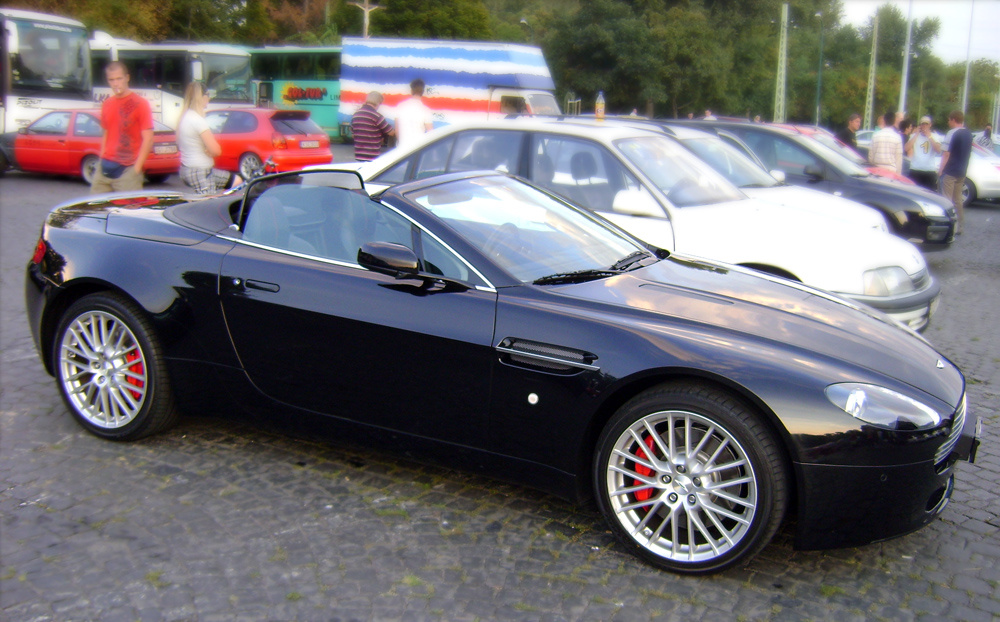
[495,338,599,374]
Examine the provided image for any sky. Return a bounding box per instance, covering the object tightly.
[840,0,1000,64]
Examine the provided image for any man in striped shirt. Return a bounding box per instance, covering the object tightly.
[351,91,394,161]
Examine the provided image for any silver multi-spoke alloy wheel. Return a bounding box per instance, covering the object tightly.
[54,293,178,440]
[605,409,757,563]
[59,309,147,429]
[595,383,787,574]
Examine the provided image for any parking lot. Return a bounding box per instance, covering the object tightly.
[1,168,998,621]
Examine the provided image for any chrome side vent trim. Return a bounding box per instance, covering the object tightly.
[935,393,966,465]
[496,338,599,372]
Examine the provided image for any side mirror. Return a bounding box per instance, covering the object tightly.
[769,169,786,183]
[611,189,663,218]
[803,164,823,180]
[18,127,27,135]
[358,242,419,277]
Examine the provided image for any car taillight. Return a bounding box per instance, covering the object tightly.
[31,238,46,264]
[272,133,287,149]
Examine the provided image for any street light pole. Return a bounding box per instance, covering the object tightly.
[814,11,824,126]
[898,0,913,114]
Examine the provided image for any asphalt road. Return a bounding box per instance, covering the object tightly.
[1,168,998,621]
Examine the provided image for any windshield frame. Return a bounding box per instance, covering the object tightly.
[680,136,779,189]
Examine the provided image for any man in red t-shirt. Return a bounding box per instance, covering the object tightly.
[91,61,154,194]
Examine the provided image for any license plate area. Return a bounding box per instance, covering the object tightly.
[300,140,320,149]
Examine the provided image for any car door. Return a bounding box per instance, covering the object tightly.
[739,129,833,191]
[16,111,73,174]
[68,112,103,171]
[218,176,498,446]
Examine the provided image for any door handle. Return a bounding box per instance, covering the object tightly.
[245,279,280,293]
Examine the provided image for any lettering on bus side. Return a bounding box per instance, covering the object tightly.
[282,86,329,103]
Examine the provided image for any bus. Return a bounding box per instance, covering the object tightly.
[1,8,93,134]
[90,33,253,128]
[249,46,342,140]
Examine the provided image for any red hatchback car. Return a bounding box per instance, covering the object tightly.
[0,109,180,184]
[205,108,333,179]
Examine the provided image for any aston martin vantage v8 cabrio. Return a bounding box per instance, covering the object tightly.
[26,170,979,574]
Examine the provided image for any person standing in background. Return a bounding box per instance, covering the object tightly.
[177,82,234,194]
[978,123,994,150]
[905,115,941,191]
[351,91,394,161]
[395,79,433,149]
[91,61,153,194]
[837,113,861,151]
[869,111,903,174]
[939,110,973,234]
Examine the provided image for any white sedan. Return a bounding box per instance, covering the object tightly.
[337,119,941,331]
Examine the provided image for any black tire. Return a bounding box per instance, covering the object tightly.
[594,382,788,574]
[962,179,977,205]
[81,155,99,185]
[53,292,178,440]
[239,152,263,180]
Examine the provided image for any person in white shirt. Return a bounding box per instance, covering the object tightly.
[868,111,903,174]
[177,82,235,194]
[394,79,434,149]
[905,115,941,191]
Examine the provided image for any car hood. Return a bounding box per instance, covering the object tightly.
[742,185,888,231]
[670,197,926,289]
[555,255,961,405]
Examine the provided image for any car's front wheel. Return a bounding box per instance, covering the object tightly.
[81,155,99,185]
[595,382,788,574]
[54,293,178,440]
[239,152,264,180]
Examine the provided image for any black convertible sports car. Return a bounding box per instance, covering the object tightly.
[25,170,979,574]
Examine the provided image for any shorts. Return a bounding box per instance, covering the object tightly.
[91,165,143,194]
[180,165,233,195]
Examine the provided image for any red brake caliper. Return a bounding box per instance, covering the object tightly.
[632,435,658,506]
[124,351,144,400]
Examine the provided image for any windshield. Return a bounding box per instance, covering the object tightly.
[811,132,867,164]
[405,176,644,283]
[614,135,746,207]
[526,92,560,116]
[795,134,869,176]
[8,18,91,99]
[680,137,778,188]
[204,54,252,103]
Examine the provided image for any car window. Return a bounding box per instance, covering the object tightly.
[240,173,477,284]
[223,111,258,134]
[448,131,522,174]
[736,131,779,170]
[772,137,821,175]
[29,111,71,135]
[528,134,636,212]
[681,137,777,188]
[271,114,323,135]
[74,113,103,137]
[206,111,228,134]
[412,136,454,179]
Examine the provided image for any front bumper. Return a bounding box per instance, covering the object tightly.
[795,409,980,551]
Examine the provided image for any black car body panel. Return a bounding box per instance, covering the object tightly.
[25,171,977,559]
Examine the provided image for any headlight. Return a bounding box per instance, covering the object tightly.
[916,200,947,218]
[825,383,943,430]
[863,266,915,296]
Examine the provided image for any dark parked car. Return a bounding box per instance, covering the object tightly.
[678,120,957,248]
[26,170,978,575]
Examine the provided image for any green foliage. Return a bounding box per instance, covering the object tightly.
[370,0,494,39]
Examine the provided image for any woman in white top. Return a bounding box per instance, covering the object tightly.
[177,82,235,194]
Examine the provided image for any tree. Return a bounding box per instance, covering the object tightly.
[369,0,493,39]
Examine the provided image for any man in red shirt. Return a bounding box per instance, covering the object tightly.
[91,61,153,194]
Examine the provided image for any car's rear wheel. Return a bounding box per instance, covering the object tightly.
[962,179,977,205]
[239,152,264,180]
[81,155,99,185]
[595,382,788,574]
[54,293,178,440]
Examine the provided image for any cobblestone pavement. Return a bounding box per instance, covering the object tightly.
[2,167,998,621]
